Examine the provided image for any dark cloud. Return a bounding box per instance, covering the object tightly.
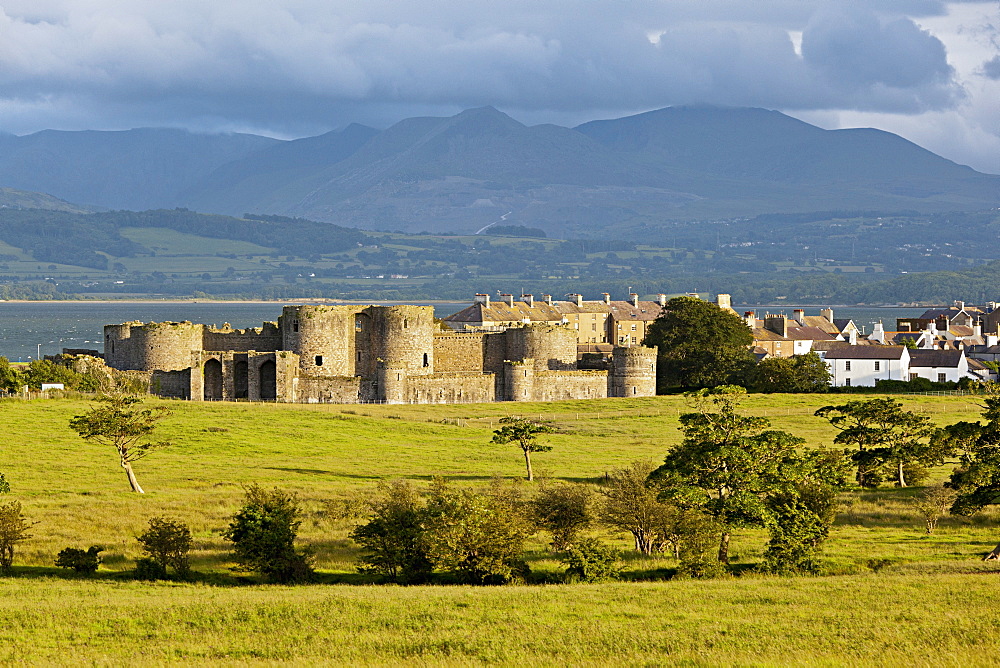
[0,0,979,136]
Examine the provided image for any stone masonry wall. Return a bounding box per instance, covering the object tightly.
[433,333,487,372]
[533,370,609,401]
[203,323,282,353]
[404,372,496,404]
[294,375,362,403]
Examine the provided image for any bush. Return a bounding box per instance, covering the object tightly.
[136,517,192,577]
[349,481,433,584]
[133,557,168,581]
[55,546,102,574]
[0,473,9,495]
[561,538,621,582]
[531,481,594,551]
[0,500,33,573]
[222,484,314,583]
[674,511,728,579]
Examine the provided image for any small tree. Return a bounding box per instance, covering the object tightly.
[531,481,595,551]
[137,517,192,577]
[599,460,678,556]
[55,546,102,574]
[350,480,433,584]
[68,394,171,493]
[0,473,9,495]
[491,417,553,481]
[561,538,621,582]
[0,500,32,573]
[914,485,957,534]
[423,478,533,584]
[760,482,838,574]
[222,484,313,583]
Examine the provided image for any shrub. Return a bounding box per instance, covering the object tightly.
[133,557,168,581]
[674,511,728,579]
[137,516,192,577]
[914,485,958,534]
[531,481,595,551]
[760,483,838,575]
[55,546,102,574]
[222,484,314,583]
[0,500,33,573]
[0,473,9,495]
[349,481,433,584]
[561,538,621,583]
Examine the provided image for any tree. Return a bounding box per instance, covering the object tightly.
[0,500,32,573]
[349,480,433,583]
[815,398,940,487]
[531,481,595,551]
[422,478,533,585]
[55,546,102,574]
[641,296,755,390]
[491,417,553,481]
[747,351,831,393]
[652,387,844,566]
[760,481,838,574]
[560,538,621,582]
[913,485,957,534]
[136,517,192,577]
[0,357,22,393]
[0,473,9,495]
[68,394,171,493]
[598,460,680,556]
[222,484,313,583]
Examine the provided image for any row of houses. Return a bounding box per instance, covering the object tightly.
[443,292,1000,388]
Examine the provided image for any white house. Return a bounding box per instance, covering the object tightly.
[823,345,909,387]
[907,349,972,383]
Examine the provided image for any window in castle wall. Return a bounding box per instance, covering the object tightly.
[403,319,408,328]
[423,353,429,367]
[293,320,299,332]
[315,355,323,366]
[355,319,362,331]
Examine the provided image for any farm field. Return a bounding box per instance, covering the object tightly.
[3,393,1000,664]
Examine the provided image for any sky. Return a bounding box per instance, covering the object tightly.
[0,1,998,173]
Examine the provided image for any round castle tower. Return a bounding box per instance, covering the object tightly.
[373,305,434,373]
[280,305,356,377]
[104,321,203,371]
[611,345,658,397]
[506,324,576,370]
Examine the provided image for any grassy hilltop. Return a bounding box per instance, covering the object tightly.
[3,393,1000,664]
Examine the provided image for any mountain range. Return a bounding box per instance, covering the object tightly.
[1,106,998,237]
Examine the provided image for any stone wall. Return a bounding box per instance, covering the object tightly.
[405,372,496,404]
[150,369,190,398]
[294,375,362,403]
[534,370,609,401]
[505,324,577,371]
[203,323,281,353]
[104,321,203,372]
[433,333,487,372]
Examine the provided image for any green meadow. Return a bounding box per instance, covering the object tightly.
[3,393,1000,664]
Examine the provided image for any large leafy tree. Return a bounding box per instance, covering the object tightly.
[491,417,553,481]
[815,398,941,487]
[223,484,314,583]
[642,296,755,390]
[747,351,831,393]
[652,387,847,567]
[68,394,171,493]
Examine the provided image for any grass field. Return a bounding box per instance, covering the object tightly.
[3,393,1000,664]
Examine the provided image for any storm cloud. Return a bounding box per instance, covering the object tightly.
[0,1,996,171]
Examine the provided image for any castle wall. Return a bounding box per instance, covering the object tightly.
[372,305,435,374]
[281,305,356,377]
[405,372,495,404]
[203,323,281,353]
[150,369,190,399]
[534,371,609,401]
[433,333,487,372]
[104,321,203,372]
[294,375,362,404]
[611,345,658,397]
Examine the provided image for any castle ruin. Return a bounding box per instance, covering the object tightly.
[104,304,657,404]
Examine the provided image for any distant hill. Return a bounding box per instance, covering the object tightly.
[0,187,91,213]
[2,107,999,236]
[0,128,279,210]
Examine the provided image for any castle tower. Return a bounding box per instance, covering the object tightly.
[505,324,576,370]
[104,321,204,371]
[611,345,657,397]
[504,360,536,401]
[280,305,356,377]
[371,305,435,374]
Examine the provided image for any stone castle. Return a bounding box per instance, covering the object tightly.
[104,304,657,404]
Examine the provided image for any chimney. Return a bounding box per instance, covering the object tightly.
[764,314,787,337]
[657,294,667,307]
[602,293,611,305]
[975,320,982,337]
[716,293,732,310]
[500,293,514,306]
[793,309,805,326]
[956,300,965,311]
[849,329,858,345]
[542,294,553,305]
[820,308,834,323]
[474,293,490,307]
[870,321,885,344]
[569,293,583,307]
[521,294,534,307]
[630,293,639,307]
[744,311,756,328]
